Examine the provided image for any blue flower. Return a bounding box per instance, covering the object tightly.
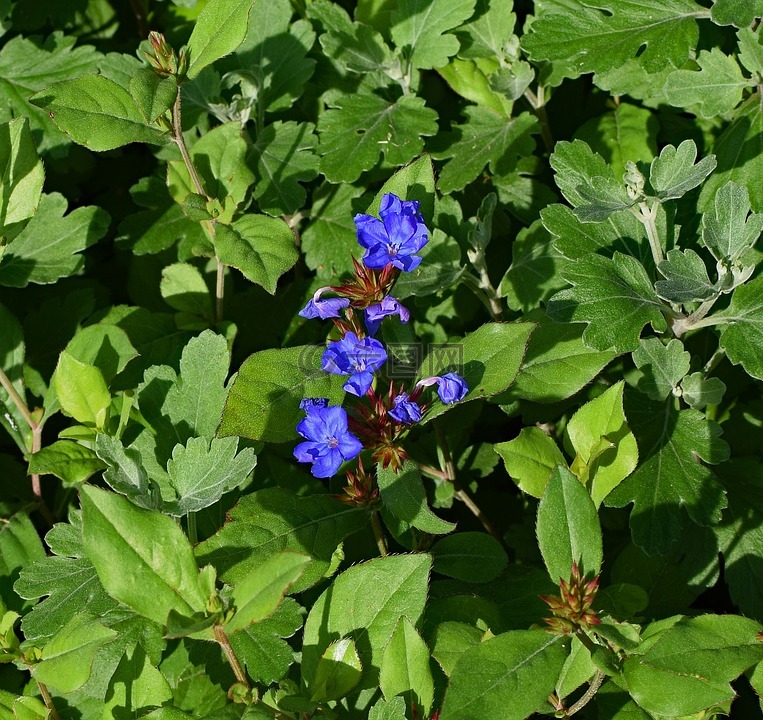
[299,288,350,320]
[294,402,363,478]
[388,393,421,424]
[354,193,428,272]
[364,296,410,336]
[322,331,388,396]
[418,373,469,404]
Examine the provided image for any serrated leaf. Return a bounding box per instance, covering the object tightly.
[702,180,763,263]
[711,0,763,27]
[0,117,44,228]
[655,248,717,303]
[606,394,729,554]
[573,175,634,221]
[495,427,566,498]
[248,121,319,216]
[214,215,297,294]
[380,616,434,713]
[632,338,691,400]
[679,372,726,409]
[649,139,717,200]
[522,0,703,77]
[164,436,257,516]
[433,107,537,193]
[430,532,508,583]
[33,612,116,693]
[226,551,309,633]
[310,636,363,702]
[0,193,109,287]
[738,26,763,77]
[377,460,455,535]
[537,466,602,581]
[30,74,167,151]
[370,697,407,720]
[195,487,370,592]
[29,440,105,487]
[186,0,256,78]
[101,644,173,717]
[96,433,154,508]
[390,0,477,69]
[455,0,516,59]
[550,139,617,208]
[302,554,431,693]
[81,485,207,626]
[317,93,438,183]
[440,630,570,720]
[714,274,763,380]
[547,252,667,353]
[664,48,748,118]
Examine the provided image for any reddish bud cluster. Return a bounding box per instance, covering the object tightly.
[336,457,379,507]
[540,562,601,634]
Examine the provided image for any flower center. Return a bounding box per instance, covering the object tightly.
[325,435,339,449]
[386,242,400,256]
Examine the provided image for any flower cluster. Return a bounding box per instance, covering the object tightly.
[540,562,601,634]
[293,193,469,481]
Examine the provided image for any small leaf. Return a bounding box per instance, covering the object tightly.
[495,428,566,499]
[430,532,508,583]
[160,262,213,320]
[377,460,455,535]
[679,373,726,409]
[380,617,435,714]
[54,351,111,430]
[64,324,138,384]
[30,74,167,151]
[214,215,298,295]
[226,551,309,633]
[186,0,256,79]
[701,181,763,263]
[655,248,717,303]
[431,622,484,677]
[310,637,363,702]
[537,466,603,582]
[28,440,105,487]
[649,139,717,201]
[0,117,44,227]
[714,275,763,380]
[130,69,178,124]
[632,338,691,401]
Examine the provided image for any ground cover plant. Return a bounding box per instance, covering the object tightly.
[1,0,763,717]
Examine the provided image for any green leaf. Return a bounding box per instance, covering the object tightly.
[664,48,748,118]
[655,248,717,303]
[317,94,438,183]
[226,551,309,633]
[214,215,297,295]
[679,373,726,410]
[433,107,537,193]
[160,262,214,320]
[250,121,319,216]
[547,252,667,353]
[455,0,516,59]
[65,324,138,384]
[30,74,167,151]
[377,460,455,535]
[380,617,434,714]
[623,614,763,716]
[130,69,178,124]
[369,697,407,720]
[393,228,465,298]
[649,139,717,201]
[0,33,102,153]
[218,345,346,443]
[632,338,691,401]
[0,511,45,610]
[302,554,431,693]
[606,395,729,554]
[537,466,603,582]
[186,0,256,78]
[95,433,158,510]
[101,644,173,718]
[0,117,44,228]
[522,0,703,77]
[430,532,507,583]
[54,351,111,430]
[550,139,616,208]
[0,301,30,451]
[495,427,566,498]
[714,274,763,380]
[195,487,370,592]
[28,440,105,487]
[500,311,617,404]
[565,381,639,505]
[738,27,763,77]
[165,437,257,516]
[436,58,514,118]
[419,321,536,422]
[702,180,763,263]
[711,0,763,26]
[0,193,109,287]
[440,630,570,720]
[33,612,116,693]
[81,485,207,626]
[699,95,763,212]
[168,122,254,206]
[366,155,436,224]
[310,637,363,702]
[431,622,484,677]
[0,692,48,720]
[390,0,477,69]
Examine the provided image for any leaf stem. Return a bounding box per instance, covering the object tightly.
[523,85,553,153]
[633,201,664,267]
[566,670,606,717]
[0,366,36,431]
[214,624,250,689]
[187,511,198,545]
[37,680,61,720]
[370,510,389,556]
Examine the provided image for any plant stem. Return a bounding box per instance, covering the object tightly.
[214,625,250,689]
[187,511,197,545]
[37,680,61,720]
[0,366,36,431]
[523,85,553,153]
[566,670,606,716]
[633,201,664,267]
[215,259,225,323]
[370,510,389,556]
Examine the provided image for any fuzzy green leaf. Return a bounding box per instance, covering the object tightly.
[632,338,691,401]
[702,181,763,263]
[655,248,717,303]
[714,275,763,380]
[649,139,717,201]
[29,440,105,487]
